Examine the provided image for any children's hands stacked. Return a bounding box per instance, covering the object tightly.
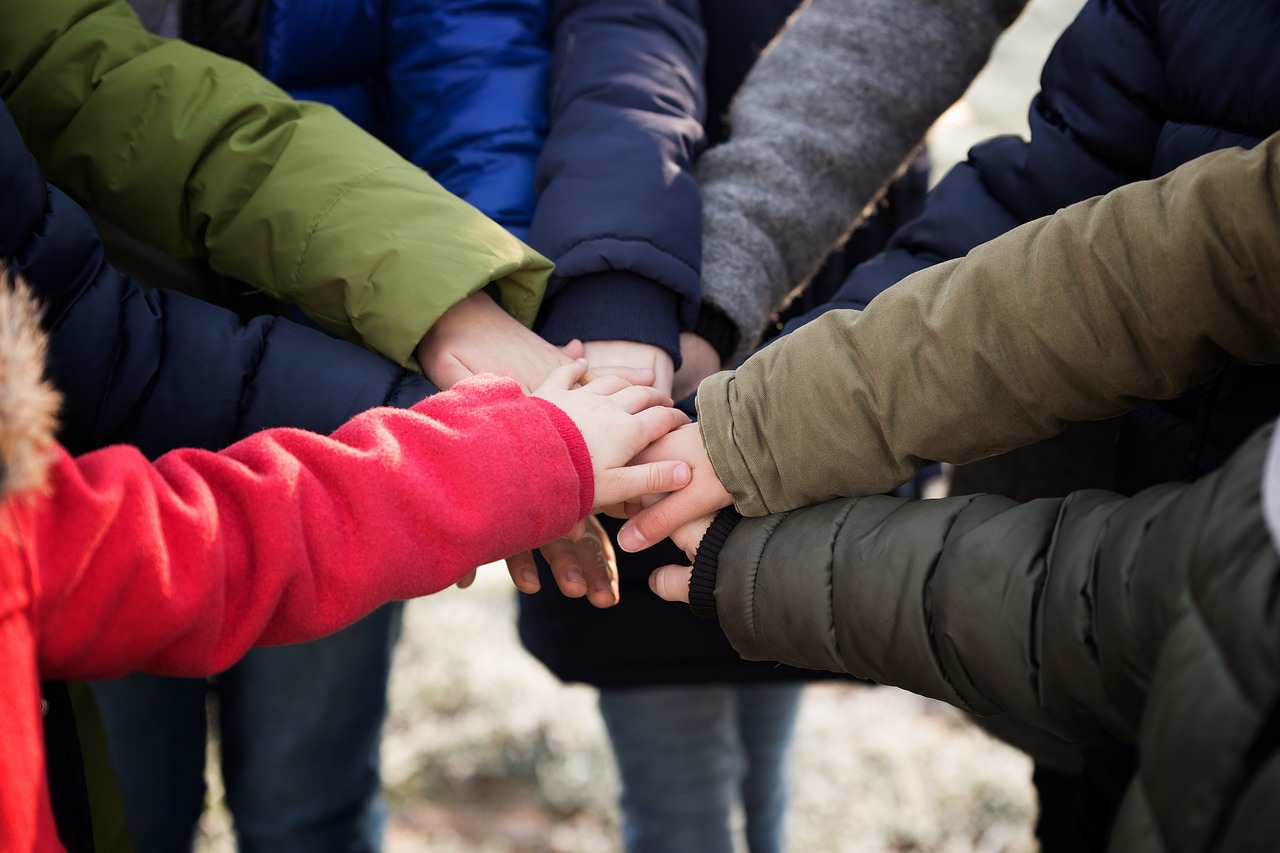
[487,361,688,608]
[534,361,692,509]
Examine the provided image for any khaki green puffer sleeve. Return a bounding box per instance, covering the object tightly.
[697,133,1280,515]
[713,424,1279,853]
[0,0,552,369]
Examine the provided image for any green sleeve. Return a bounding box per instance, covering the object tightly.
[0,0,552,368]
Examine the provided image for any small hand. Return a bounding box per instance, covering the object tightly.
[582,340,674,396]
[415,290,573,390]
[671,332,721,401]
[645,512,714,604]
[616,422,732,552]
[534,362,693,511]
[505,516,619,608]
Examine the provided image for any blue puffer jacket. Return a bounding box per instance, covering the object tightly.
[0,100,434,458]
[182,0,548,239]
[530,0,706,365]
[787,0,1280,492]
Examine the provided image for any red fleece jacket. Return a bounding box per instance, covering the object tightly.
[0,375,593,852]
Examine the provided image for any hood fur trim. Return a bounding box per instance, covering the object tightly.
[0,267,61,499]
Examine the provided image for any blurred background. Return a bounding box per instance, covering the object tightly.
[197,1,1088,850]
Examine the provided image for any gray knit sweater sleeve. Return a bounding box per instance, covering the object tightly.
[697,0,1028,362]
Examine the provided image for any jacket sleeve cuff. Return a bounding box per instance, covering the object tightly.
[693,302,741,366]
[537,273,683,366]
[688,506,742,620]
[531,397,595,520]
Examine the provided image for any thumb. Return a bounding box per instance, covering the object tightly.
[648,564,693,603]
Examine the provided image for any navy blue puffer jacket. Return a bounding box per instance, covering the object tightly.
[0,100,434,458]
[183,0,548,239]
[788,0,1280,491]
[529,0,706,364]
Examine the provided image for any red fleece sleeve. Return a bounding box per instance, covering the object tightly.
[14,375,586,680]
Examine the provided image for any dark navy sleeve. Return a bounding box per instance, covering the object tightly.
[529,0,706,365]
[782,0,1167,329]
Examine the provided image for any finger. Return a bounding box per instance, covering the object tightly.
[586,365,656,387]
[540,537,588,599]
[617,486,727,552]
[648,565,693,603]
[579,373,631,395]
[455,568,477,590]
[628,406,693,445]
[504,550,540,594]
[608,384,677,414]
[594,461,691,512]
[561,339,586,360]
[578,518,620,608]
[537,359,590,393]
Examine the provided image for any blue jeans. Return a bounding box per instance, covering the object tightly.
[90,602,403,853]
[598,683,804,853]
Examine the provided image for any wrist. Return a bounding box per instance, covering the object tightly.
[688,506,742,620]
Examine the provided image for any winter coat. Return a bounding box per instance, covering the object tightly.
[529,0,706,365]
[696,0,1028,362]
[698,132,1280,514]
[688,134,1280,853]
[774,0,1280,491]
[515,0,925,688]
[0,0,553,370]
[0,99,439,460]
[0,341,593,852]
[0,88,568,852]
[172,0,548,239]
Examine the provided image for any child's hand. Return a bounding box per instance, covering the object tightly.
[534,361,692,511]
[646,513,715,604]
[615,422,733,552]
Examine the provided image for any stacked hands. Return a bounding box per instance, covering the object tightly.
[417,289,731,608]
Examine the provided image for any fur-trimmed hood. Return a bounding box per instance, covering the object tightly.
[0,268,61,500]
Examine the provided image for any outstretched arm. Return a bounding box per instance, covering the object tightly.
[24,367,686,681]
[702,134,1280,517]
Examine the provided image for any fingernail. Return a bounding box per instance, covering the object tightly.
[592,577,613,593]
[618,527,645,552]
[673,462,691,487]
[565,567,585,587]
[522,567,539,587]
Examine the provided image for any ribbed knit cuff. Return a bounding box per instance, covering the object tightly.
[693,302,741,366]
[688,507,742,620]
[531,397,594,520]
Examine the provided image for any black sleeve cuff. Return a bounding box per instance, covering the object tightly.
[688,506,742,620]
[693,302,741,365]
